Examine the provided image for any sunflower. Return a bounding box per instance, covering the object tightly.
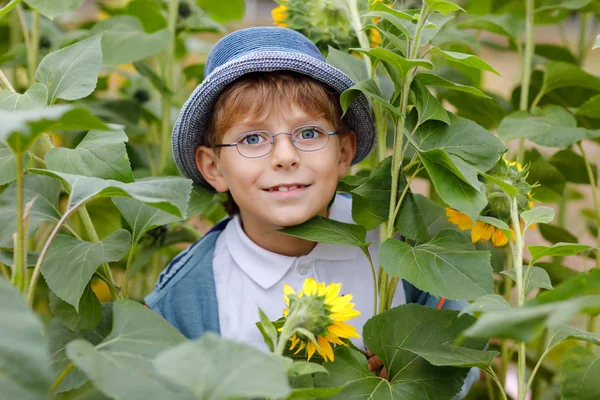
[445,208,516,247]
[271,2,289,27]
[282,278,360,362]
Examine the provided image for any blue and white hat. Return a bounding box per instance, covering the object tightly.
[172,26,376,187]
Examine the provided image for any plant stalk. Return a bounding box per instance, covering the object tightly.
[361,247,378,316]
[25,10,39,85]
[51,362,74,393]
[517,0,536,164]
[0,0,22,19]
[124,238,137,299]
[0,68,15,91]
[577,13,592,66]
[11,151,27,294]
[347,0,373,77]
[158,0,180,174]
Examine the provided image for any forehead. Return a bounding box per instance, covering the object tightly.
[227,107,332,134]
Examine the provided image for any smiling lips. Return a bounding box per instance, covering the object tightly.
[264,184,310,192]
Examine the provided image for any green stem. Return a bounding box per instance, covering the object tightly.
[361,247,378,316]
[577,13,592,66]
[26,10,39,85]
[11,151,27,294]
[578,142,600,268]
[500,246,513,386]
[158,0,180,174]
[28,152,46,167]
[0,68,15,91]
[517,0,536,164]
[524,347,551,396]
[0,261,9,280]
[347,0,372,77]
[487,369,509,400]
[0,0,22,19]
[124,238,137,298]
[51,362,74,393]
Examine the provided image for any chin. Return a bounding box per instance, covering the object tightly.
[261,208,320,228]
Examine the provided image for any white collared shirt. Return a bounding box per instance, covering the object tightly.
[212,194,406,351]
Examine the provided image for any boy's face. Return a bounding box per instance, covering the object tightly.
[195,106,357,230]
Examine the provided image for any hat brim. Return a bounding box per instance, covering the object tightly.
[172,50,376,188]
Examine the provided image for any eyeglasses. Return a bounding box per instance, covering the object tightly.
[214,124,339,159]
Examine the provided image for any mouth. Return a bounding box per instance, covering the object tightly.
[263,184,311,193]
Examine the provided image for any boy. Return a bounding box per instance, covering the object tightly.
[145,26,477,396]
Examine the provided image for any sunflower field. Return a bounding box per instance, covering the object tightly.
[1,0,600,399]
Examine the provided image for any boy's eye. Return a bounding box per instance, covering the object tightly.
[239,133,268,145]
[296,128,322,140]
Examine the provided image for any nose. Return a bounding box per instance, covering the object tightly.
[270,133,300,170]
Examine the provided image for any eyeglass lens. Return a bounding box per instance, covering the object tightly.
[236,126,330,158]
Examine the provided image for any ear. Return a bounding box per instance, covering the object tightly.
[195,146,229,192]
[337,131,357,179]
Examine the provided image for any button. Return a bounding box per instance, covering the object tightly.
[297,261,312,276]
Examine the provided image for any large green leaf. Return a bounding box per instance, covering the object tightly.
[49,284,102,332]
[196,0,245,22]
[464,295,600,342]
[539,61,600,96]
[0,174,62,248]
[45,129,134,182]
[30,169,192,218]
[340,78,401,119]
[351,157,429,242]
[379,230,493,300]
[314,346,429,400]
[521,206,554,231]
[24,0,85,19]
[363,304,487,399]
[0,105,110,152]
[0,142,31,186]
[498,106,596,147]
[185,185,216,219]
[403,344,498,369]
[459,294,511,316]
[425,0,465,14]
[91,16,169,65]
[326,46,369,84]
[532,268,600,305]
[0,83,48,111]
[548,324,600,348]
[411,79,450,125]
[413,194,457,237]
[278,216,368,248]
[528,243,593,264]
[456,14,525,45]
[112,197,181,245]
[430,48,500,75]
[154,333,291,400]
[126,0,167,33]
[549,149,597,184]
[65,300,191,400]
[576,94,600,118]
[415,73,490,98]
[49,303,113,393]
[42,229,131,310]
[525,148,566,202]
[35,35,102,104]
[560,346,600,400]
[0,278,52,400]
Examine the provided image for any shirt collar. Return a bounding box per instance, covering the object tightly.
[223,194,359,289]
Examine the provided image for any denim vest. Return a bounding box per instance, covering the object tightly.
[144,218,479,398]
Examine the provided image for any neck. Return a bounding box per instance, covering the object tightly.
[238,211,326,257]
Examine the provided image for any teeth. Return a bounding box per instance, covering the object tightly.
[289,186,298,191]
[278,187,289,192]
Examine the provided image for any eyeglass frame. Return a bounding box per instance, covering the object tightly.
[213,124,340,159]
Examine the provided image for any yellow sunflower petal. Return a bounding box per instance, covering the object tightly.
[289,335,300,351]
[306,341,317,361]
[325,334,345,345]
[446,208,474,231]
[317,336,335,362]
[325,283,342,304]
[329,295,353,312]
[330,309,361,322]
[492,229,509,247]
[328,322,360,339]
[294,340,306,355]
[302,278,318,296]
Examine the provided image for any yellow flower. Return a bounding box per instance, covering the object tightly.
[272,4,289,27]
[471,221,494,243]
[446,208,512,247]
[446,208,474,231]
[491,228,510,247]
[283,278,360,362]
[506,159,523,171]
[369,28,382,47]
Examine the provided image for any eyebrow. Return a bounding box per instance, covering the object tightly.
[234,116,328,132]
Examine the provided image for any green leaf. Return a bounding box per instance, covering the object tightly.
[0,143,31,186]
[133,61,173,98]
[403,344,498,369]
[0,249,38,267]
[354,47,433,77]
[363,304,486,398]
[465,295,600,342]
[24,0,85,19]
[91,16,170,65]
[560,346,600,400]
[196,0,245,23]
[0,278,52,400]
[540,61,600,96]
[45,129,134,182]
[30,169,192,218]
[548,324,600,348]
[0,174,61,248]
[287,362,329,377]
[326,46,369,83]
[35,35,102,104]
[536,0,595,12]
[549,149,597,184]
[529,243,593,264]
[498,106,591,148]
[533,268,600,305]
[459,294,511,316]
[286,386,345,399]
[538,224,578,245]
[415,73,491,98]
[501,267,553,297]
[411,79,450,125]
[0,105,110,152]
[126,0,167,33]
[0,83,48,111]
[430,47,500,75]
[456,14,525,45]
[49,284,102,332]
[576,94,600,118]
[185,184,215,219]
[154,332,290,400]
[364,3,414,39]
[425,0,465,14]
[414,194,457,237]
[112,197,181,246]
[525,148,566,202]
[257,307,278,352]
[480,172,518,198]
[66,300,190,400]
[42,230,131,310]
[48,303,113,393]
[352,157,429,242]
[521,206,554,231]
[278,216,368,248]
[340,78,400,119]
[379,230,493,301]
[314,346,429,399]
